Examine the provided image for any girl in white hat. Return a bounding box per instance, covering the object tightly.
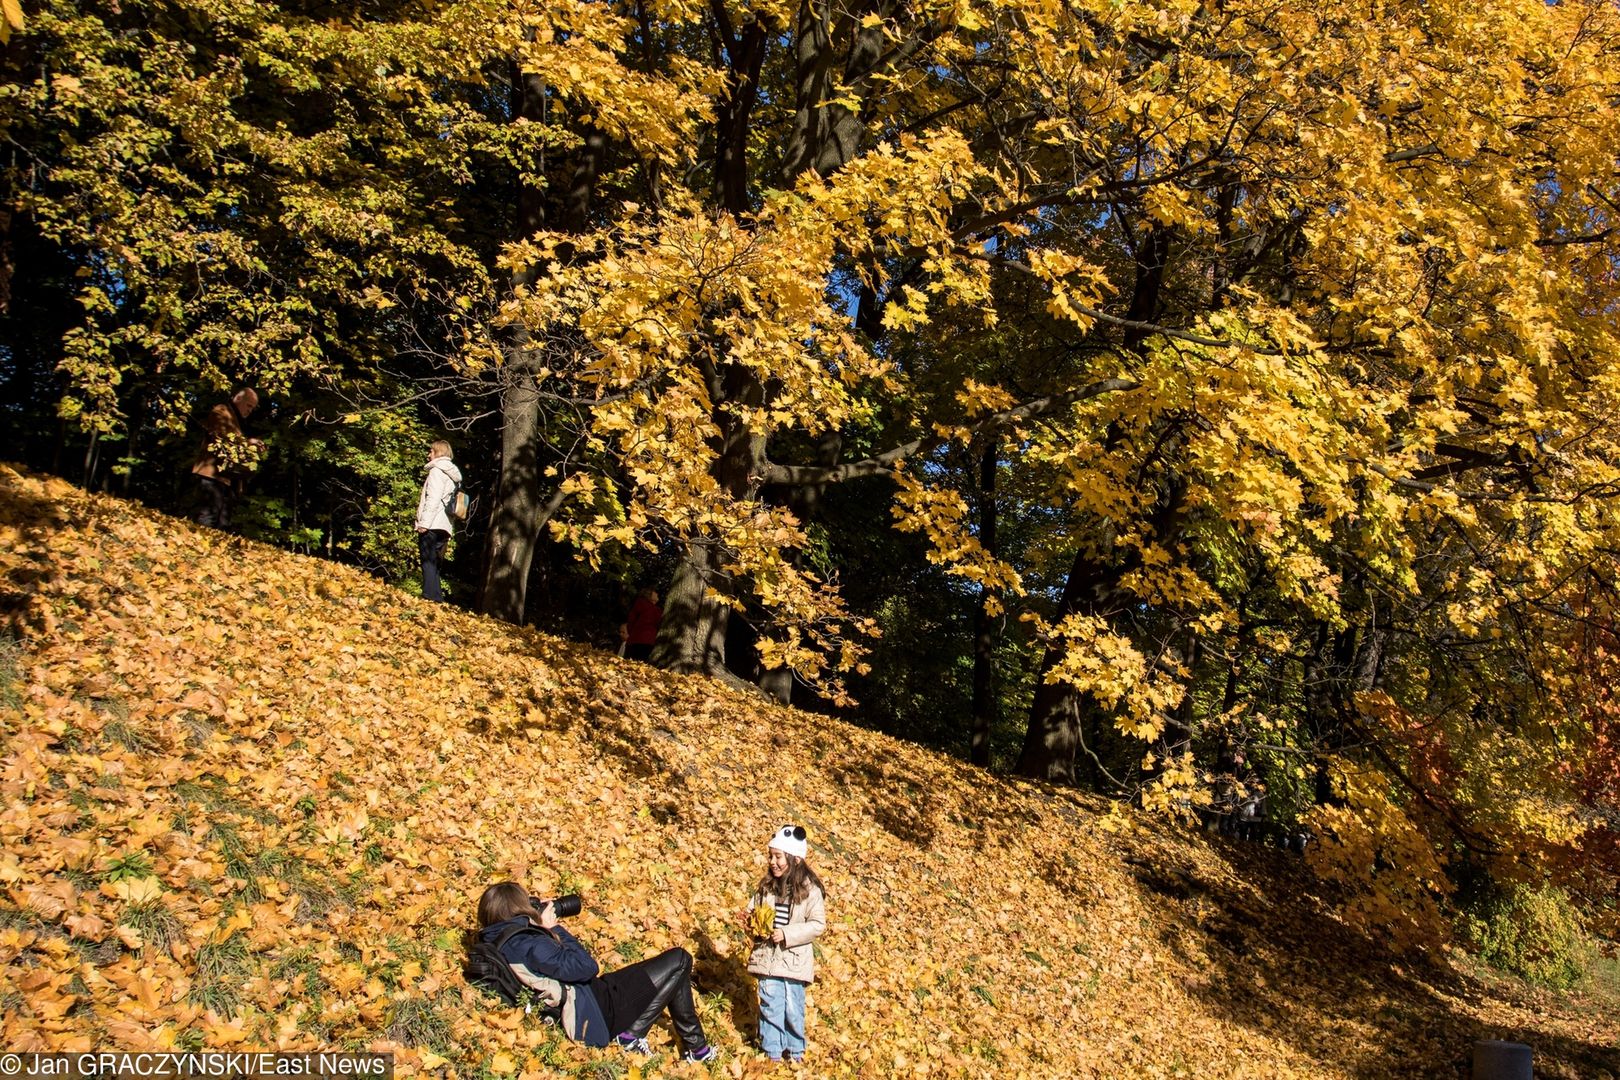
[740,825,826,1063]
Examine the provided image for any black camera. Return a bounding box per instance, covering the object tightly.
[534,894,582,919]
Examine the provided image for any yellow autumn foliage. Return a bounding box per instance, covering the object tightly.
[2,466,1617,1078]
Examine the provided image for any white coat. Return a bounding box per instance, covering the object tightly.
[415,457,463,534]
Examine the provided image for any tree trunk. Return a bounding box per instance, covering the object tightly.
[1016,223,1174,782]
[651,9,773,677]
[652,364,767,676]
[652,535,734,673]
[479,66,602,623]
[781,0,891,182]
[478,61,550,622]
[970,439,998,767]
[1016,542,1111,783]
[480,358,547,622]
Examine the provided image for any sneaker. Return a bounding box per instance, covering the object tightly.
[682,1045,716,1063]
[615,1034,652,1055]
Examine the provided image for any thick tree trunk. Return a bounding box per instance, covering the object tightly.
[1015,538,1114,782]
[652,536,734,673]
[478,62,550,622]
[1017,224,1174,782]
[970,440,998,767]
[479,358,549,622]
[479,68,602,623]
[652,365,767,676]
[780,0,898,182]
[650,9,777,680]
[711,1,768,214]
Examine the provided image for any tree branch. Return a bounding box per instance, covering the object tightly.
[760,375,1138,485]
[980,251,1290,355]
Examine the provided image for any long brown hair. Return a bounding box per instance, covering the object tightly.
[756,855,824,907]
[477,881,546,930]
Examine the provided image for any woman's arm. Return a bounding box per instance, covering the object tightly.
[507,926,600,984]
[783,886,825,948]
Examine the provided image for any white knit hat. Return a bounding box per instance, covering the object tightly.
[768,824,808,859]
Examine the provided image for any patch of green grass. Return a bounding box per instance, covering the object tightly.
[174,1028,205,1053]
[1578,943,1620,1007]
[103,716,160,754]
[176,777,276,823]
[122,900,182,955]
[295,1004,333,1041]
[385,995,453,1052]
[696,988,730,1028]
[92,694,130,721]
[373,938,432,990]
[211,836,351,917]
[0,634,24,714]
[211,823,278,902]
[270,947,325,999]
[189,933,251,1016]
[62,865,97,892]
[103,850,155,882]
[180,713,218,748]
[571,1059,628,1080]
[0,906,44,932]
[614,940,645,964]
[971,1038,1003,1064]
[64,787,99,831]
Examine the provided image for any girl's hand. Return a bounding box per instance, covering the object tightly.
[770,929,786,945]
[536,901,560,930]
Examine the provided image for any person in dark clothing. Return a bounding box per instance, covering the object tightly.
[474,882,715,1062]
[191,388,263,530]
[619,588,662,661]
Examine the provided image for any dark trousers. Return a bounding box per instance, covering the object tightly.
[625,642,655,662]
[591,947,707,1051]
[419,529,449,601]
[194,476,235,530]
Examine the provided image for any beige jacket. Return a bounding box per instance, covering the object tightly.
[746,883,825,983]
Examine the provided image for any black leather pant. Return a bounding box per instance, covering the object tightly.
[594,947,707,1050]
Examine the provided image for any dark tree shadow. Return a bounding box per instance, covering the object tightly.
[1118,829,1620,1079]
[691,923,759,1048]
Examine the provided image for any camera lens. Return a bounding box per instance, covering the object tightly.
[551,894,582,918]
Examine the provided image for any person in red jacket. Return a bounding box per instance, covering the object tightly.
[619,588,662,661]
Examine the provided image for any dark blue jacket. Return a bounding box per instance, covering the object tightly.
[481,918,610,1047]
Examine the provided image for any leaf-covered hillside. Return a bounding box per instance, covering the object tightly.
[1,465,1615,1079]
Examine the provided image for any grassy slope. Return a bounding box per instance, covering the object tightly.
[0,464,1615,1080]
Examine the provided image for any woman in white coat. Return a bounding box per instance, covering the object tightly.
[414,440,462,602]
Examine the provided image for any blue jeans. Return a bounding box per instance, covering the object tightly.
[757,977,806,1060]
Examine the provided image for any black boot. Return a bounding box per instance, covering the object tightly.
[622,948,707,1051]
